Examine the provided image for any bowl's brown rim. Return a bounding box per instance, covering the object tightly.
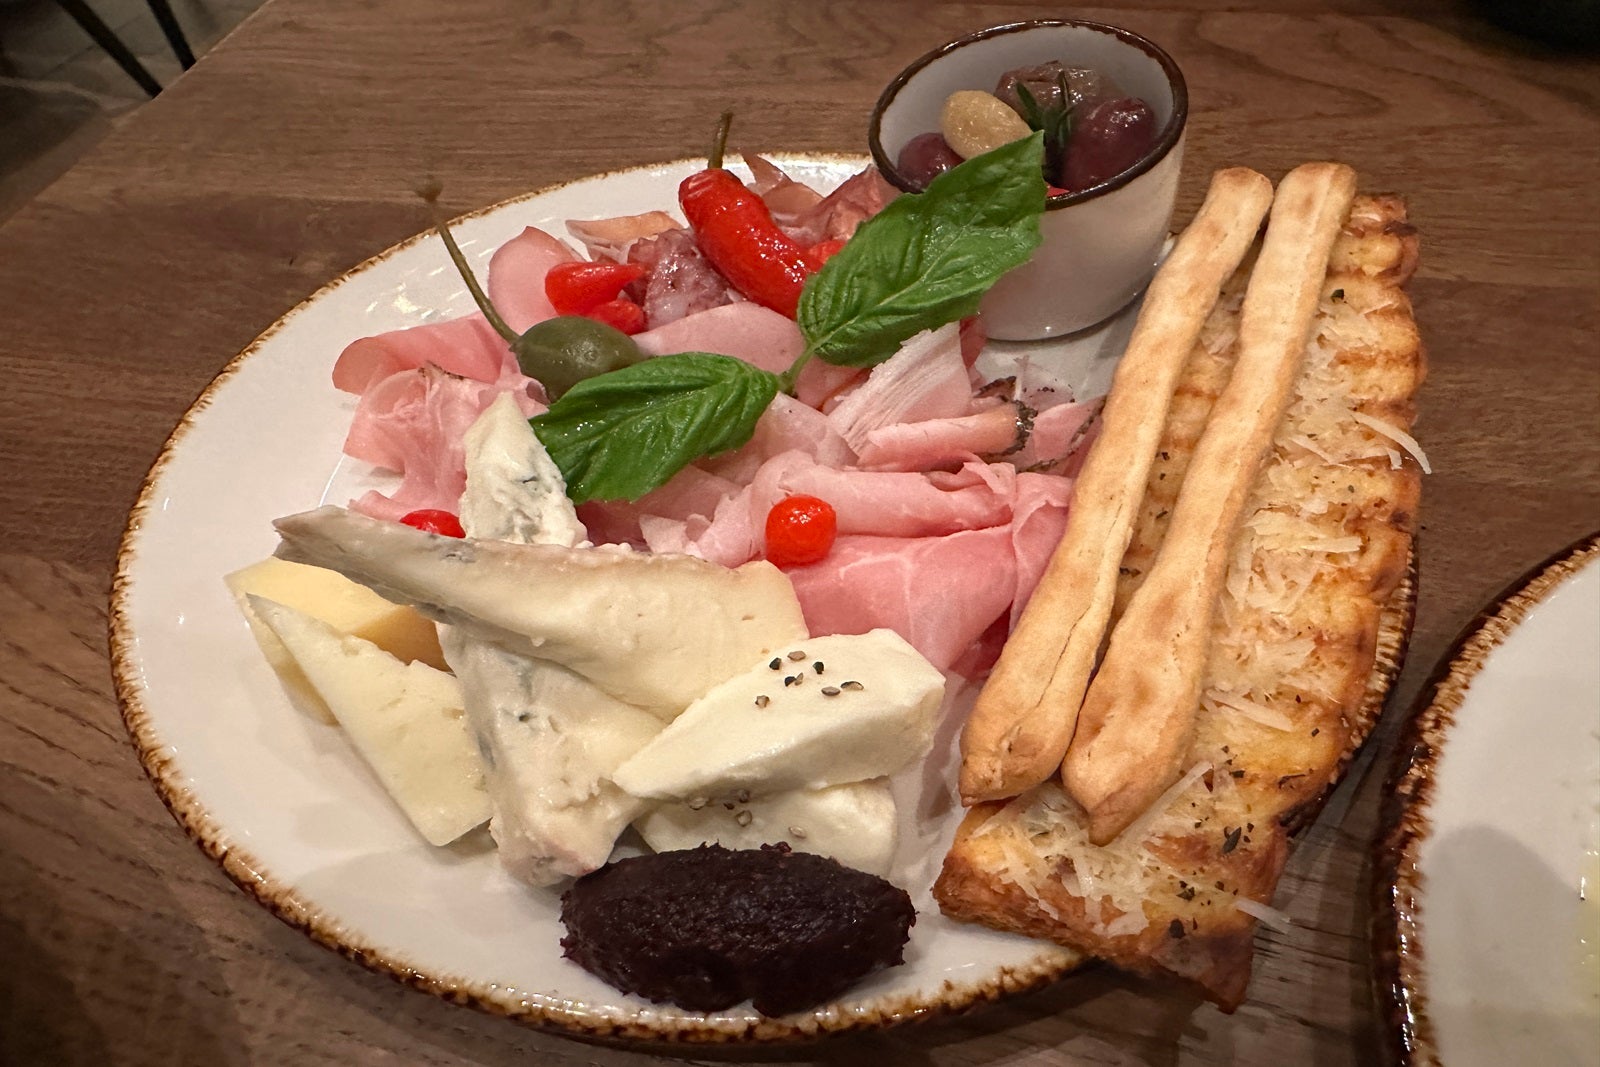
[1370,531,1600,1066]
[105,156,1087,1048]
[867,18,1189,207]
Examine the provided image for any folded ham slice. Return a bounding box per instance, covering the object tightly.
[344,366,543,522]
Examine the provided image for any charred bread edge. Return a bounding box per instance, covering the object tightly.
[1371,532,1600,1066]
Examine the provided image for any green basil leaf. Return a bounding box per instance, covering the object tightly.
[529,353,780,504]
[796,132,1046,368]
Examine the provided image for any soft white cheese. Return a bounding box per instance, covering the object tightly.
[635,778,899,877]
[272,506,809,713]
[250,596,490,846]
[612,629,943,800]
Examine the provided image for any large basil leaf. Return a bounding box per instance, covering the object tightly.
[797,132,1046,368]
[530,354,780,503]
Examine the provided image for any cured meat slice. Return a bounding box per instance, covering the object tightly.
[854,403,1026,472]
[485,226,578,333]
[565,211,680,263]
[785,527,1019,673]
[827,324,974,453]
[332,313,514,395]
[634,301,804,372]
[343,366,543,522]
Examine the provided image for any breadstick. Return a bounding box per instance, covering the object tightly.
[958,168,1275,806]
[1063,162,1358,844]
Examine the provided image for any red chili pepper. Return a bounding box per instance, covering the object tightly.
[544,261,646,316]
[805,238,848,269]
[764,495,837,568]
[399,509,465,538]
[678,112,815,318]
[585,297,646,335]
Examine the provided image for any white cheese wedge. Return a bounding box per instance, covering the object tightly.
[225,556,446,723]
[272,505,808,713]
[613,629,943,800]
[635,778,899,877]
[250,596,490,846]
[442,393,662,884]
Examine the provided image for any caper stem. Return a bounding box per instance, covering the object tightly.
[430,214,520,345]
[707,109,734,170]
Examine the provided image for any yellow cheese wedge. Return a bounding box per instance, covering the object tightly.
[226,556,446,722]
[250,596,491,846]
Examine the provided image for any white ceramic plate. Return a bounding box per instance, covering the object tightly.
[1376,535,1600,1066]
[109,156,1153,1042]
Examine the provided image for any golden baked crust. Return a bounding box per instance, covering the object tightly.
[934,193,1424,1010]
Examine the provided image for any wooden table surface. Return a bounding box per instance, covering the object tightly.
[2,1,1596,1063]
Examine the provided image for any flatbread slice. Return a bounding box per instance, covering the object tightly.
[935,189,1425,1010]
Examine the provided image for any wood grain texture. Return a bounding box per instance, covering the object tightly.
[0,1,1596,1063]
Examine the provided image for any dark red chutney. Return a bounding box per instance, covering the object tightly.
[559,843,916,1016]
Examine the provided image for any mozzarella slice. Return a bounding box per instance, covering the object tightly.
[250,596,490,846]
[272,505,808,713]
[613,629,944,800]
[635,779,899,877]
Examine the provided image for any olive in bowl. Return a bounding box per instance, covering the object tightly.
[870,20,1188,339]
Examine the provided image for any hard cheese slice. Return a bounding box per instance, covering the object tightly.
[226,556,446,723]
[251,596,490,846]
[613,629,944,799]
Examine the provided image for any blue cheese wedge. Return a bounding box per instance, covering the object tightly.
[272,506,808,713]
[443,393,662,884]
[250,596,490,846]
[635,779,899,877]
[612,629,944,800]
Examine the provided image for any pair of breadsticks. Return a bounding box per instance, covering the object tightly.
[960,161,1358,844]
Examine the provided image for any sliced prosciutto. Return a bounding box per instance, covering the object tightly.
[485,226,578,333]
[785,527,1019,674]
[343,365,543,522]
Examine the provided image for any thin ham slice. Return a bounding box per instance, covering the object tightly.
[854,402,1025,472]
[565,211,680,263]
[748,157,897,246]
[634,302,803,371]
[332,313,514,395]
[343,365,544,522]
[786,526,1019,673]
[486,227,579,333]
[827,323,974,454]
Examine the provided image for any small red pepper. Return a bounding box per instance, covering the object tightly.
[805,238,848,269]
[399,509,465,538]
[764,495,837,568]
[585,297,647,335]
[679,112,815,318]
[544,260,646,316]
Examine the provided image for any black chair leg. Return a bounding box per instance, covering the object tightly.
[145,0,195,69]
[53,0,163,96]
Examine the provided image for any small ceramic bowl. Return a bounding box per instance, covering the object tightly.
[869,20,1188,339]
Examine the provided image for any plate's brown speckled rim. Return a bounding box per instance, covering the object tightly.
[106,157,1087,1047]
[1371,532,1600,1066]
